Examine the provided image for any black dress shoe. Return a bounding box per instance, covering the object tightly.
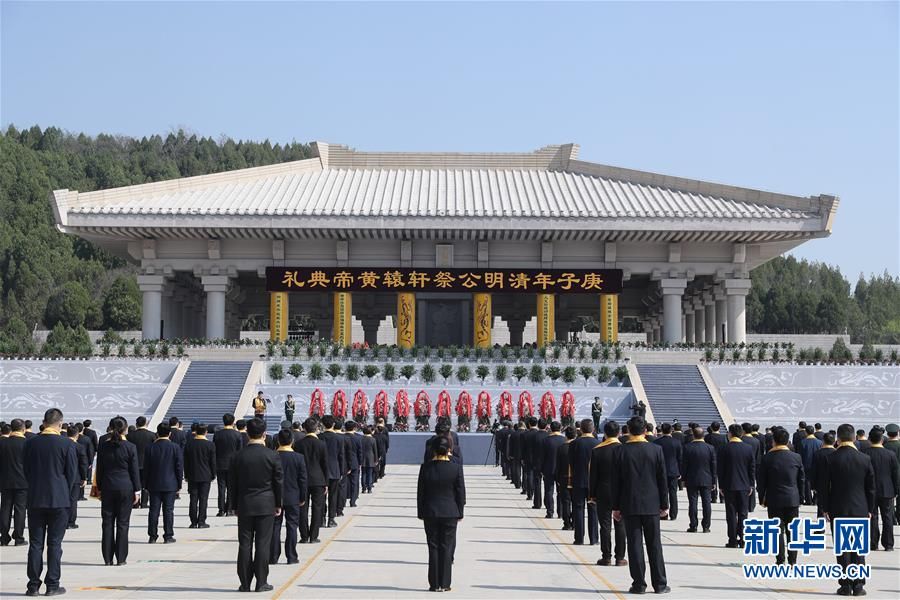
[66,524,78,530]
[286,559,299,564]
[308,538,321,543]
[616,559,629,567]
[148,536,158,544]
[686,527,697,533]
[327,520,338,528]
[350,503,357,507]
[725,542,740,548]
[852,587,867,597]
[299,538,308,544]
[163,537,176,544]
[216,511,226,517]
[116,562,127,566]
[25,589,40,597]
[702,528,710,533]
[188,524,198,529]
[105,561,114,566]
[628,585,646,594]
[45,587,67,596]
[198,523,210,529]
[0,537,9,546]
[597,558,612,566]
[654,586,671,594]
[238,586,250,592]
[255,583,273,592]
[837,586,852,596]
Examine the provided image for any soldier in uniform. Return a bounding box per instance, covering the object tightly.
[591,397,603,433]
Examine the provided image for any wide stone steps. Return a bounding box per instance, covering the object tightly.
[166,361,252,427]
[637,364,723,427]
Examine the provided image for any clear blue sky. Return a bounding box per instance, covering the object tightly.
[3,1,897,279]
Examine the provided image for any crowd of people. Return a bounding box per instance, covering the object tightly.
[492,416,900,596]
[0,409,391,596]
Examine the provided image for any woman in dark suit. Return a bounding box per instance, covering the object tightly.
[417,436,466,592]
[94,416,141,565]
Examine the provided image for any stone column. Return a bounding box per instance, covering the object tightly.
[681,315,687,343]
[643,320,653,345]
[659,279,687,344]
[473,293,492,348]
[724,279,752,344]
[361,316,381,347]
[704,292,717,344]
[396,292,415,348]
[506,317,526,347]
[715,285,728,345]
[201,275,230,340]
[651,317,661,344]
[332,292,352,346]
[137,275,165,341]
[693,298,706,344]
[683,302,695,344]
[536,294,555,348]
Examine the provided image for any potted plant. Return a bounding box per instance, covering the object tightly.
[363,364,380,382]
[401,364,416,383]
[562,366,577,385]
[421,363,436,384]
[613,366,629,385]
[476,365,490,384]
[598,365,611,383]
[529,365,544,384]
[545,365,561,384]
[494,364,508,384]
[456,365,471,384]
[512,366,527,384]
[327,363,343,383]
[383,363,396,382]
[579,366,595,385]
[269,363,284,383]
[309,363,323,382]
[346,364,360,382]
[440,364,454,384]
[288,363,304,381]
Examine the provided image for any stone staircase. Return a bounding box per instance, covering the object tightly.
[636,364,723,427]
[165,361,253,427]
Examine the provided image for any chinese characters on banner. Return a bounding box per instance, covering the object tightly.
[267,267,624,294]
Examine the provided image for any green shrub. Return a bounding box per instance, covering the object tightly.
[757,346,766,361]
[494,365,508,383]
[476,365,490,383]
[591,346,600,360]
[513,366,527,383]
[614,345,623,360]
[363,364,379,380]
[858,342,875,361]
[601,346,611,361]
[613,366,628,383]
[812,347,824,362]
[545,366,561,382]
[456,365,471,383]
[529,365,544,383]
[440,364,454,382]
[598,366,611,382]
[383,364,396,382]
[309,363,324,381]
[732,348,742,361]
[269,363,284,381]
[829,338,852,362]
[579,366,595,382]
[421,364,436,384]
[346,364,360,381]
[400,364,416,381]
[562,366,577,384]
[288,363,304,379]
[327,363,343,381]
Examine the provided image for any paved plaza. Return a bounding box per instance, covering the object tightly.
[1,465,898,599]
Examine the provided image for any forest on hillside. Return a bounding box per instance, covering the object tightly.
[1,125,898,354]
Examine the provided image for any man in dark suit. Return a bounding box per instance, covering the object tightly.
[65,425,89,529]
[682,426,717,533]
[556,426,575,530]
[653,423,682,521]
[799,425,823,505]
[82,419,99,454]
[530,418,548,510]
[214,413,243,517]
[144,422,183,543]
[810,432,836,519]
[508,422,522,489]
[374,420,390,480]
[883,424,900,525]
[704,422,727,503]
[272,428,307,565]
[0,418,28,546]
[23,408,78,597]
[757,427,804,565]
[290,422,306,451]
[741,422,762,511]
[229,418,283,592]
[719,423,756,548]
[168,417,187,451]
[855,429,871,451]
[344,421,362,507]
[590,420,627,566]
[75,423,93,500]
[792,421,808,456]
[297,419,328,543]
[497,421,512,479]
[822,424,876,597]
[127,416,156,509]
[319,415,345,528]
[612,416,669,594]
[814,423,825,441]
[541,421,566,519]
[337,423,354,514]
[863,428,898,551]
[569,419,599,546]
[184,423,216,529]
